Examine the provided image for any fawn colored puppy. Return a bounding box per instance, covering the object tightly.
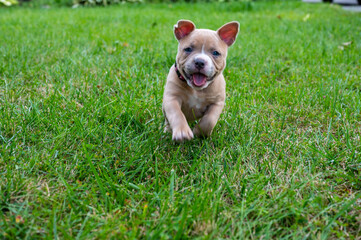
[163,20,239,142]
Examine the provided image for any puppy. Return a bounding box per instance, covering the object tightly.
[162,20,239,142]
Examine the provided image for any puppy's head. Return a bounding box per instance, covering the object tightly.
[174,20,239,90]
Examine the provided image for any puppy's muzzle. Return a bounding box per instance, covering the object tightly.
[195,58,206,70]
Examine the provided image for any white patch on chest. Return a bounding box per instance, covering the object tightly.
[187,93,204,110]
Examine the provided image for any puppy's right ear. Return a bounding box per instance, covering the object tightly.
[174,20,195,41]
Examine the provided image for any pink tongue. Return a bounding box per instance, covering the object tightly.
[192,73,207,87]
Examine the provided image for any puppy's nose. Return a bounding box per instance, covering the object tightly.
[195,59,205,70]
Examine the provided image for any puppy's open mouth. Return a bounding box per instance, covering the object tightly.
[192,73,207,87]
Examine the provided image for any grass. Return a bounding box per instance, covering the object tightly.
[0,0,361,239]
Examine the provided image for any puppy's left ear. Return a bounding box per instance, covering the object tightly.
[217,21,239,47]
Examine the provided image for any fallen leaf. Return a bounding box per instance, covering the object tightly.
[15,215,24,224]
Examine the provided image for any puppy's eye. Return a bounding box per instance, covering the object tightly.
[184,47,193,53]
[212,51,221,57]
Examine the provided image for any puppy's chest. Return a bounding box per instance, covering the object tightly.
[182,93,211,120]
[188,94,206,109]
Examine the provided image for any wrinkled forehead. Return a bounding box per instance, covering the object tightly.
[179,29,228,50]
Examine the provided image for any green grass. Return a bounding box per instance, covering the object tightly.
[1,1,361,239]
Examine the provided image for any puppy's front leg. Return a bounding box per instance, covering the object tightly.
[163,98,194,142]
[193,102,224,137]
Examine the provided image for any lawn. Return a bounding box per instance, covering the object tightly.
[0,0,360,239]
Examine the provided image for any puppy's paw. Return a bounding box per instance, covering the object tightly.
[193,125,212,138]
[172,125,194,142]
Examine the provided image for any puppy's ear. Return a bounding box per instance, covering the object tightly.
[217,21,239,46]
[174,20,196,41]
